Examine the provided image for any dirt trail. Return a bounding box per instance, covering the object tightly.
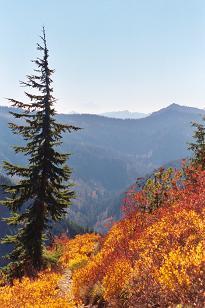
[58,269,99,307]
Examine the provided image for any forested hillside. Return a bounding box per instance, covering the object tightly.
[0,104,204,229]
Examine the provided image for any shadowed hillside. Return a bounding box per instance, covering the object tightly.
[0,104,204,229]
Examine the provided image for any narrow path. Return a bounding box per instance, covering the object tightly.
[58,269,100,307]
[58,268,77,307]
[58,268,72,296]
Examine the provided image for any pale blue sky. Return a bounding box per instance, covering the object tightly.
[0,0,205,114]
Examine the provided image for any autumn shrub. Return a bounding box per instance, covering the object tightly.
[0,270,74,307]
[71,165,205,307]
[60,233,101,271]
[0,165,204,307]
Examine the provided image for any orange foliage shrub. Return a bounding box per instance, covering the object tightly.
[60,233,101,270]
[0,270,74,307]
[0,233,101,307]
[71,165,205,307]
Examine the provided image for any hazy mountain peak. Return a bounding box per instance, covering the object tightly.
[167,103,181,109]
[150,103,205,117]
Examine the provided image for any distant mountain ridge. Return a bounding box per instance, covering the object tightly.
[101,110,148,119]
[0,103,204,230]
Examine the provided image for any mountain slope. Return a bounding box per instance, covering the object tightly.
[0,104,204,229]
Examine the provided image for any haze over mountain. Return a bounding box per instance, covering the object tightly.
[0,103,204,230]
[101,110,148,119]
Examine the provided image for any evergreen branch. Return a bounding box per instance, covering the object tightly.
[7,98,31,110]
[3,161,30,177]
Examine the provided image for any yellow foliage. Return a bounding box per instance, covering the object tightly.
[158,242,205,289]
[102,258,132,301]
[0,270,74,308]
[60,233,100,271]
[71,194,205,305]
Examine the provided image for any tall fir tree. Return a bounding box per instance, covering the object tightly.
[1,28,80,279]
[188,121,205,169]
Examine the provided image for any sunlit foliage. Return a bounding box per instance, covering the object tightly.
[0,164,204,307]
[71,164,205,306]
[60,233,101,270]
[0,270,74,307]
